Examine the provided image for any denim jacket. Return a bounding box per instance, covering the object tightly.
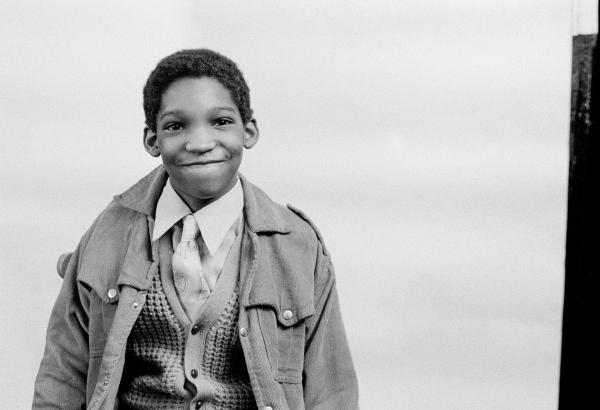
[33,166,359,410]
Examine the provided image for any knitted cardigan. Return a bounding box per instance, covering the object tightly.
[118,228,255,409]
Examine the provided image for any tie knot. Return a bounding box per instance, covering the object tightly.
[181,215,199,241]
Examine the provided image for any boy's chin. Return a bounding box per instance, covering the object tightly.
[195,182,234,200]
[170,173,238,208]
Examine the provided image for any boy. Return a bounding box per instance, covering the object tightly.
[33,49,358,409]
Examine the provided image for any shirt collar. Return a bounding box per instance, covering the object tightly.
[152,177,244,255]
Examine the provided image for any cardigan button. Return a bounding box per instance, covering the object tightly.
[191,324,200,335]
[263,406,273,410]
[239,327,248,337]
[191,369,198,378]
[283,309,293,320]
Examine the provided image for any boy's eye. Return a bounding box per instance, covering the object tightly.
[164,122,183,131]
[214,118,234,127]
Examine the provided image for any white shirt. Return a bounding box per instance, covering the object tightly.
[152,177,244,255]
[152,177,244,298]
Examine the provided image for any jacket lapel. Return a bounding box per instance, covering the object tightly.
[238,175,315,323]
[83,165,169,294]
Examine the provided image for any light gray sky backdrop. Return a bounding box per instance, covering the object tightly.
[0,0,574,408]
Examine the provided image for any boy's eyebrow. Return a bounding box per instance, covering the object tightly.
[210,106,236,113]
[160,110,184,120]
[159,106,237,120]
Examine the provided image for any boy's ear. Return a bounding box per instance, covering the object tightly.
[243,119,259,149]
[143,127,161,157]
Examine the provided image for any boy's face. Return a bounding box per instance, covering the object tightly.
[144,76,258,211]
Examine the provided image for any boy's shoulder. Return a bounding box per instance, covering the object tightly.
[284,203,328,255]
[89,198,143,240]
[78,197,145,260]
[242,177,328,256]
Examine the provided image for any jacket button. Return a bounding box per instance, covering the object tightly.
[239,327,248,337]
[283,309,293,320]
[263,406,273,410]
[191,324,200,335]
[107,288,118,299]
[191,369,198,378]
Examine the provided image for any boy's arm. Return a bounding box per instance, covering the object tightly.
[303,244,359,409]
[33,240,91,409]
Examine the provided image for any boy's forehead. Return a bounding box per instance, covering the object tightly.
[159,76,238,113]
[163,75,228,95]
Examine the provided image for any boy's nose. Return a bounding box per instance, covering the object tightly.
[185,128,216,153]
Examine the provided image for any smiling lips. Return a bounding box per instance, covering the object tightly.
[180,159,226,166]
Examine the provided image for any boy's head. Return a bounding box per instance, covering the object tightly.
[143,49,253,132]
[142,49,259,211]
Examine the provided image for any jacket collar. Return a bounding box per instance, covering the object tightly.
[113,165,292,235]
[113,165,167,218]
[238,174,291,234]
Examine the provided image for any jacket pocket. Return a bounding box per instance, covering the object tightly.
[257,307,307,384]
[88,292,108,356]
[87,290,119,357]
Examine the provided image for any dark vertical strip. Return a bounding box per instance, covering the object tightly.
[559,13,599,409]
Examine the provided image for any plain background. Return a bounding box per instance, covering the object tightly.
[0,0,590,408]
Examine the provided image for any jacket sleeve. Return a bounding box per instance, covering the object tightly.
[302,244,359,409]
[33,237,92,409]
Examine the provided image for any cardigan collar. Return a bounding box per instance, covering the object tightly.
[113,165,292,235]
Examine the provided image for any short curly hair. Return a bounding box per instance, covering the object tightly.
[143,49,253,131]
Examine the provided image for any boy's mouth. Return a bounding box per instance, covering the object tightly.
[180,159,226,166]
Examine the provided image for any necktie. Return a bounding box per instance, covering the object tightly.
[172,215,210,315]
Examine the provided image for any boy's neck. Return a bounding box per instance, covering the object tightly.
[172,177,238,213]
